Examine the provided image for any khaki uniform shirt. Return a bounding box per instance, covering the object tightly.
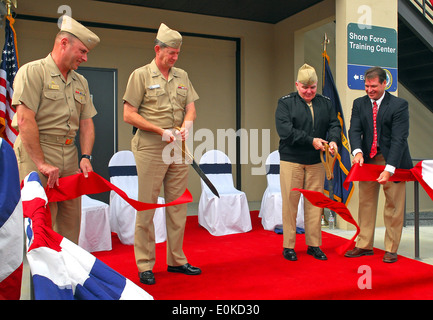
[12,54,97,137]
[123,59,199,129]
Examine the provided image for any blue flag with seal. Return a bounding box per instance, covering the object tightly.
[322,51,354,205]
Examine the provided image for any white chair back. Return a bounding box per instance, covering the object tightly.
[108,150,138,199]
[199,150,236,195]
[259,150,304,231]
[265,150,281,194]
[197,149,251,236]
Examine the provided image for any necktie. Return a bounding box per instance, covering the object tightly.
[370,101,378,158]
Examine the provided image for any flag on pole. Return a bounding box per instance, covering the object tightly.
[322,50,354,205]
[22,172,153,300]
[0,16,19,147]
[0,138,23,300]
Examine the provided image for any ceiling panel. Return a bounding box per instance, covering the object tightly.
[95,0,324,24]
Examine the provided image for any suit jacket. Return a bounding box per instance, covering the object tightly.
[348,91,412,169]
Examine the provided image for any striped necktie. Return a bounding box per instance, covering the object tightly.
[370,101,378,158]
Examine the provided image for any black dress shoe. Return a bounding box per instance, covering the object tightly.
[167,263,201,275]
[307,246,327,260]
[139,270,155,285]
[283,248,297,261]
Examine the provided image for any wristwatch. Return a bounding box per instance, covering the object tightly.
[81,154,92,161]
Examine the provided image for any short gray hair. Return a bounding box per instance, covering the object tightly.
[55,31,77,43]
[154,39,169,49]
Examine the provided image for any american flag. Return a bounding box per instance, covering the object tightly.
[0,16,19,147]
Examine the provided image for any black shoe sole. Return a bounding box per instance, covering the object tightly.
[167,266,202,275]
[307,248,328,260]
[139,271,156,285]
[282,249,297,261]
[139,278,156,285]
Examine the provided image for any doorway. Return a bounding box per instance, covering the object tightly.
[76,67,117,204]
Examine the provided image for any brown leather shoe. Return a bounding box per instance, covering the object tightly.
[344,247,374,258]
[383,252,398,263]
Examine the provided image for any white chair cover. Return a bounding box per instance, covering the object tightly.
[198,150,252,236]
[259,151,304,231]
[108,150,166,245]
[79,195,112,252]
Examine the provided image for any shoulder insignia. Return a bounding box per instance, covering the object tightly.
[317,93,331,100]
[281,94,292,100]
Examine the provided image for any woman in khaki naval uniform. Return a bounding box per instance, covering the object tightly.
[123,23,200,285]
[12,16,99,244]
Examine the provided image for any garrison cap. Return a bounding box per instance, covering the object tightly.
[156,23,182,49]
[60,15,100,50]
[297,64,318,85]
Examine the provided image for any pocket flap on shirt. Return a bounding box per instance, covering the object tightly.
[43,90,63,101]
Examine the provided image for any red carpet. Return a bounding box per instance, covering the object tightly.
[94,211,433,300]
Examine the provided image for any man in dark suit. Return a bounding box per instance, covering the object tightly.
[345,67,412,263]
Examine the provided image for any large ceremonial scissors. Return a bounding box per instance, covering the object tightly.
[320,143,339,180]
[174,128,220,198]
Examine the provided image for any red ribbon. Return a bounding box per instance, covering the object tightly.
[24,172,192,252]
[343,163,416,190]
[45,171,193,211]
[295,162,433,255]
[293,188,360,255]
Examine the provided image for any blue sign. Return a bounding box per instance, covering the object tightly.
[348,64,397,91]
[347,23,398,92]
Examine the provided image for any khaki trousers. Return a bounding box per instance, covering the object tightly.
[356,153,406,253]
[14,135,81,244]
[132,130,189,272]
[280,160,325,249]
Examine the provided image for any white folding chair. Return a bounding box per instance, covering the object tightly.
[108,150,166,245]
[198,150,252,236]
[259,151,304,231]
[79,195,112,252]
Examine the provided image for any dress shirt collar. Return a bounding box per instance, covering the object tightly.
[45,53,77,84]
[370,91,386,108]
[150,58,179,80]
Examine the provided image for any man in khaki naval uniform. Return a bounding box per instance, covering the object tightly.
[123,23,200,285]
[12,16,100,244]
